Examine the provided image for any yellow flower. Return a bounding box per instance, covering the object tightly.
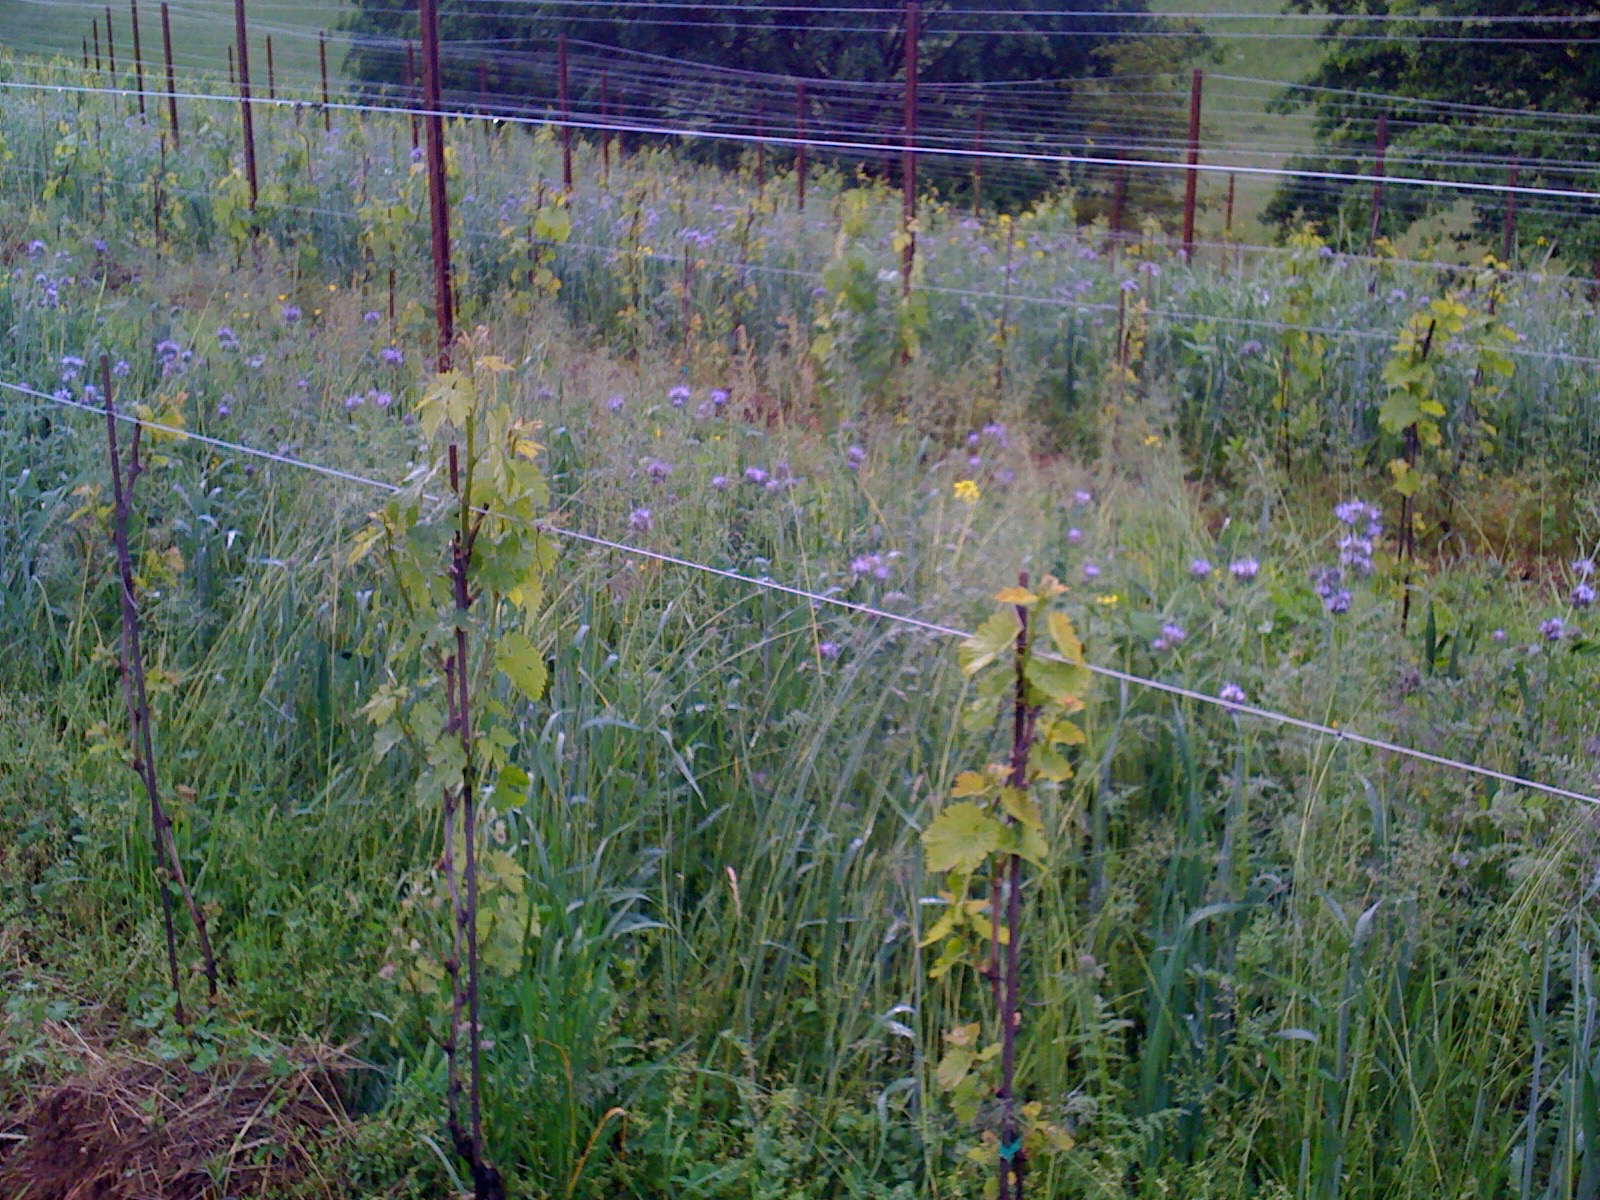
[1095,593,1119,606]
[953,479,981,505]
[1143,434,1160,447]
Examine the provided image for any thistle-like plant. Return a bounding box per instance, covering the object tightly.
[920,574,1090,1200]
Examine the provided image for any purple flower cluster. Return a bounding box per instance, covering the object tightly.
[1189,558,1212,579]
[668,385,691,408]
[1229,557,1259,581]
[850,553,894,582]
[380,346,404,366]
[1151,622,1185,652]
[629,507,652,533]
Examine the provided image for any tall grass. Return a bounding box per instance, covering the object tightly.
[4,44,1600,1200]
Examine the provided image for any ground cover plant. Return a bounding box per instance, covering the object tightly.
[8,45,1600,1200]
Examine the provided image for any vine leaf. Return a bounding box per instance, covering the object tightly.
[923,802,1004,874]
[958,610,1017,677]
[496,631,548,703]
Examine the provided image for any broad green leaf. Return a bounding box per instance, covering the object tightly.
[958,610,1017,677]
[935,1044,975,1092]
[496,630,548,702]
[997,820,1049,867]
[1046,611,1083,663]
[998,787,1044,831]
[950,771,990,798]
[1025,658,1090,706]
[922,802,1005,875]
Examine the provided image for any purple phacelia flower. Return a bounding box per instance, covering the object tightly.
[281,305,302,323]
[363,310,381,324]
[645,458,673,482]
[629,507,652,532]
[1230,557,1260,581]
[668,385,691,407]
[1067,528,1083,544]
[846,445,865,468]
[1218,682,1247,705]
[606,394,625,412]
[1324,590,1352,614]
[818,641,840,660]
[1572,583,1596,609]
[744,467,768,485]
[1540,617,1566,641]
[1082,561,1101,580]
[380,346,404,366]
[710,475,729,490]
[1073,489,1093,507]
[1190,558,1212,579]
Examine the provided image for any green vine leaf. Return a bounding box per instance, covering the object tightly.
[495,630,548,703]
[958,610,1017,677]
[922,802,1005,875]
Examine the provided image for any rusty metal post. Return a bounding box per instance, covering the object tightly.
[755,102,765,194]
[232,0,257,209]
[558,34,572,193]
[406,42,419,149]
[420,0,455,370]
[1109,150,1126,252]
[130,0,145,116]
[972,102,984,216]
[160,2,178,150]
[93,18,102,76]
[1224,172,1235,236]
[795,80,806,212]
[1368,112,1387,251]
[600,70,611,182]
[228,45,234,87]
[1181,67,1202,261]
[319,30,331,132]
[266,35,275,100]
[82,37,89,74]
[105,5,116,80]
[901,0,918,303]
[1502,161,1518,264]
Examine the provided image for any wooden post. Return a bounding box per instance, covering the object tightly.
[1368,112,1387,251]
[129,0,145,117]
[972,102,984,216]
[1224,172,1235,236]
[1502,161,1518,264]
[600,70,611,182]
[477,59,488,114]
[901,0,918,303]
[795,80,807,212]
[105,5,116,80]
[228,45,234,87]
[232,0,258,210]
[558,34,572,193]
[319,30,331,132]
[1181,67,1202,262]
[266,34,275,100]
[420,0,455,370]
[93,18,102,76]
[160,2,178,150]
[82,37,89,74]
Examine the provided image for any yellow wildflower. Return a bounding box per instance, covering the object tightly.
[953,479,981,505]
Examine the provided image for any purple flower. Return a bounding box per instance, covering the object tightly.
[1160,622,1186,644]
[112,360,130,378]
[668,385,691,407]
[1229,557,1260,581]
[216,400,231,416]
[1574,558,1596,579]
[744,467,768,485]
[710,475,729,490]
[25,240,45,258]
[1218,683,1247,705]
[629,507,652,532]
[380,346,404,366]
[92,238,107,254]
[370,390,393,409]
[344,393,365,410]
[1067,528,1083,545]
[216,326,239,350]
[606,394,625,412]
[1239,339,1264,357]
[410,145,423,164]
[966,432,981,450]
[1572,583,1596,609]
[818,641,840,660]
[1082,562,1101,580]
[709,388,729,408]
[850,553,892,582]
[645,458,673,482]
[1492,629,1507,643]
[1310,566,1344,598]
[1540,617,1566,642]
[1073,489,1093,507]
[967,454,982,469]
[1119,279,1139,294]
[1189,558,1212,579]
[281,305,302,323]
[363,310,381,324]
[982,422,1008,447]
[846,445,865,469]
[1324,589,1352,614]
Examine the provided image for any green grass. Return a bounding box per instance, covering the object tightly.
[5,45,1600,1200]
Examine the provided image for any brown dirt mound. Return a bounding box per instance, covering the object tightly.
[0,1048,348,1200]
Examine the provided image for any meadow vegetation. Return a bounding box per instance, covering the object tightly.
[6,46,1600,1199]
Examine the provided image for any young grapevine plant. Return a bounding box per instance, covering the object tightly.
[350,328,552,1200]
[921,576,1089,1200]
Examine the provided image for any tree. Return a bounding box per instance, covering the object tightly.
[341,1,1197,209]
[1266,0,1600,266]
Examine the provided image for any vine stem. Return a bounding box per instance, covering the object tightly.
[997,570,1036,1200]
[99,354,217,1022]
[446,439,503,1200]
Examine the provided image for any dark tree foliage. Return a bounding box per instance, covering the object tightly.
[340,0,1197,210]
[1266,0,1600,265]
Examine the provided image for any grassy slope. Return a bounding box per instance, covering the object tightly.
[0,0,342,87]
